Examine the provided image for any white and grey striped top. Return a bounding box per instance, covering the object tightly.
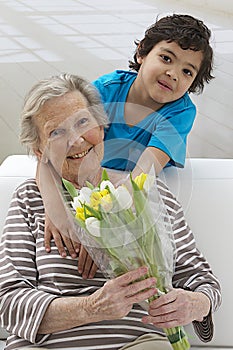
[0,178,221,349]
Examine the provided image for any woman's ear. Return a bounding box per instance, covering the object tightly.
[100,125,104,140]
[34,149,48,164]
[34,149,42,160]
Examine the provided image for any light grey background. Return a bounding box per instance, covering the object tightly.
[0,0,232,164]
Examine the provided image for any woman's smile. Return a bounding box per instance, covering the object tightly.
[67,147,93,160]
[34,90,104,187]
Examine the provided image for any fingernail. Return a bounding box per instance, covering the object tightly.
[141,266,148,273]
[61,252,67,258]
[71,253,77,259]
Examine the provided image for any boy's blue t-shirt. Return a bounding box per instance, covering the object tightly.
[92,70,196,171]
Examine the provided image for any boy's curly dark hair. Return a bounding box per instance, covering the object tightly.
[129,14,214,94]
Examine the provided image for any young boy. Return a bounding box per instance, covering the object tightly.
[93,14,214,175]
[43,14,214,264]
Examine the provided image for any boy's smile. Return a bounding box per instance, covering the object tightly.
[131,40,203,111]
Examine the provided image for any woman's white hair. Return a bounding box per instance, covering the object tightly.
[20,73,108,153]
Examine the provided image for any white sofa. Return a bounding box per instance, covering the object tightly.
[0,155,232,348]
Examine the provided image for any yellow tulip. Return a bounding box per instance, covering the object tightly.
[75,207,85,221]
[134,173,147,190]
[100,193,113,212]
[90,189,110,209]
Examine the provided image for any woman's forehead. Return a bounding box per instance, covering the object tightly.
[35,91,89,125]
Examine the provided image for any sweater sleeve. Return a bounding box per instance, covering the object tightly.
[0,181,58,343]
[157,180,222,342]
[171,202,221,341]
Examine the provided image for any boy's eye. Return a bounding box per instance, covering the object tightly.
[183,68,193,77]
[161,55,171,63]
[50,128,65,138]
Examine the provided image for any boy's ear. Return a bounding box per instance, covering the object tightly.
[136,43,143,64]
[137,55,143,64]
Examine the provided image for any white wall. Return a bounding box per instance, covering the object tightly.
[0,0,232,164]
[174,0,233,16]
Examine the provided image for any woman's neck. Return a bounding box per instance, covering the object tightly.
[73,167,103,189]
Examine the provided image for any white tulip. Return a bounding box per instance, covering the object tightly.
[100,180,116,194]
[143,174,156,193]
[79,187,92,203]
[72,187,92,210]
[72,196,82,210]
[115,186,133,210]
[85,217,101,237]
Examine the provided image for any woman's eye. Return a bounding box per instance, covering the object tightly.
[76,117,89,127]
[50,128,65,138]
[183,69,193,77]
[161,55,171,63]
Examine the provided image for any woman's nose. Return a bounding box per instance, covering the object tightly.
[68,133,84,147]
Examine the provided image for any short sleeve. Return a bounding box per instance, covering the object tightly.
[148,94,196,167]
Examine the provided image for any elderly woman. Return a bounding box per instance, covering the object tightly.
[0,74,221,350]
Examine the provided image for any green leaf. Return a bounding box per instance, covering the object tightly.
[75,216,86,229]
[85,181,95,190]
[84,203,102,220]
[62,178,77,199]
[101,168,109,181]
[130,173,140,191]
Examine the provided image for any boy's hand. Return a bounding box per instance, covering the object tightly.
[44,214,98,278]
[44,213,80,258]
[78,245,98,279]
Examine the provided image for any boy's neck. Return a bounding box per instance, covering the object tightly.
[127,79,164,111]
[124,81,164,126]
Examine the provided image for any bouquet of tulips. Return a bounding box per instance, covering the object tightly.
[63,168,190,350]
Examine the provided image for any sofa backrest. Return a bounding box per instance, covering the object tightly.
[0,155,37,233]
[161,158,233,347]
[0,155,232,347]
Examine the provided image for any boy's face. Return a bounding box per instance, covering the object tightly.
[136,40,203,109]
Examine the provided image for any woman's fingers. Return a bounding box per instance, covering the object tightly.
[142,288,209,328]
[105,267,157,302]
[91,267,157,320]
[115,266,149,286]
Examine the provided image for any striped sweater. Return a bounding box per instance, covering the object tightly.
[0,178,221,349]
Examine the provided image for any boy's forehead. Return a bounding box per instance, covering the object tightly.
[151,40,203,70]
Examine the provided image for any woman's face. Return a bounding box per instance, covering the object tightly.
[34,91,104,186]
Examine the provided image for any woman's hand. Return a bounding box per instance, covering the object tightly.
[88,266,157,321]
[38,266,157,334]
[44,214,98,279]
[142,288,211,328]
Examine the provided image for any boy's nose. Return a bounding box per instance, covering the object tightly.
[166,70,178,81]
